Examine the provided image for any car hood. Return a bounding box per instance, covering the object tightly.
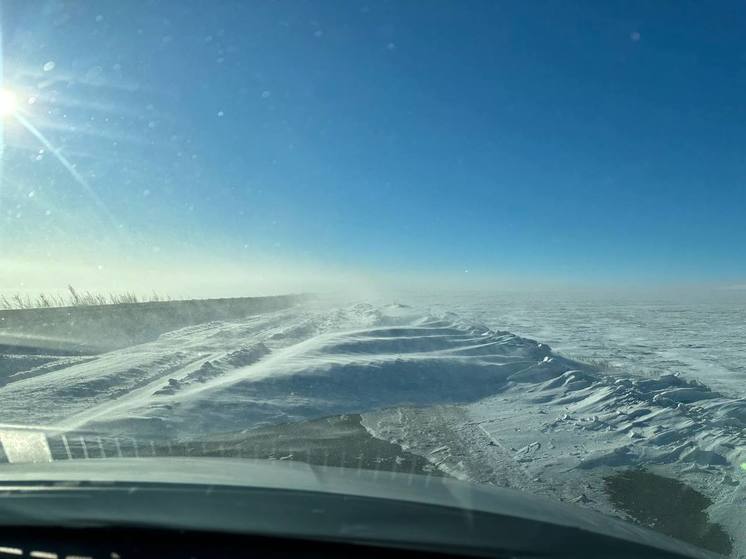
[0,457,720,559]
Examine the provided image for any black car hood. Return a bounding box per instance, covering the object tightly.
[0,457,720,559]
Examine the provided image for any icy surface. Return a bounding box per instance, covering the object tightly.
[0,298,744,555]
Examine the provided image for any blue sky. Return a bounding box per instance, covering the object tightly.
[1,1,745,294]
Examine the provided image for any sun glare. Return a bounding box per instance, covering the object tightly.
[0,89,18,116]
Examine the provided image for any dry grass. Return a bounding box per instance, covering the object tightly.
[0,285,171,310]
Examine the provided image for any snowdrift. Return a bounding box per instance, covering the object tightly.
[0,294,304,354]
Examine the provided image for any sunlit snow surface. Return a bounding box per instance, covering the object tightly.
[420,293,746,397]
[0,297,745,554]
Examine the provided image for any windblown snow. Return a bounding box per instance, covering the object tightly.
[0,300,744,554]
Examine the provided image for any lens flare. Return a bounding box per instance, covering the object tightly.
[0,89,17,116]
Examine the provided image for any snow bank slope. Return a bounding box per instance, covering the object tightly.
[13,304,580,436]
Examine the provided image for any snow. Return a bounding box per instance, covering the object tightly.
[0,303,574,437]
[0,297,745,555]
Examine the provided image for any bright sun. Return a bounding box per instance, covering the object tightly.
[0,89,18,116]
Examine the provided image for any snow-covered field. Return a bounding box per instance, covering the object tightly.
[0,295,744,555]
[416,292,746,398]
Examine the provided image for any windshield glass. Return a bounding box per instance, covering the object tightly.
[0,1,744,557]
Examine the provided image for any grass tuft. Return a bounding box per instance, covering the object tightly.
[0,285,172,310]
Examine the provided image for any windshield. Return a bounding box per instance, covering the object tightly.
[0,1,744,557]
